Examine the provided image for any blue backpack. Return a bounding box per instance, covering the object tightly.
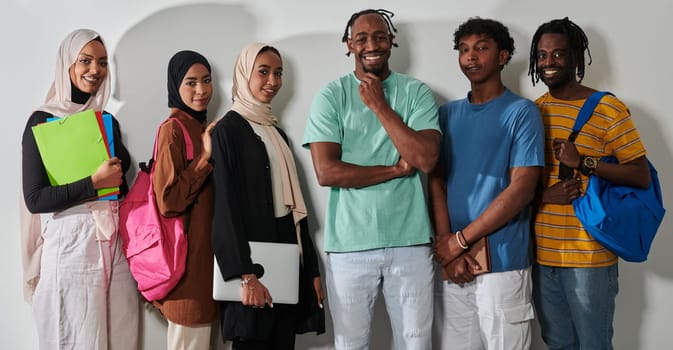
[571,91,666,262]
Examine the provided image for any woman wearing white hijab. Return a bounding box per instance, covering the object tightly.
[211,43,325,349]
[21,29,139,349]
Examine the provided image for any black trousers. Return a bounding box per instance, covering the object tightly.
[232,304,297,350]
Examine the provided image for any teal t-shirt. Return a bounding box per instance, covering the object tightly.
[303,71,440,252]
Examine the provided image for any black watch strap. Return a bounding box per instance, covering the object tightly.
[579,156,597,176]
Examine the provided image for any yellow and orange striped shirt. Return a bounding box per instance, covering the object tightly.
[534,92,647,267]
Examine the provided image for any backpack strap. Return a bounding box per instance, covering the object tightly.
[168,118,194,161]
[151,117,195,163]
[568,91,613,142]
[147,117,197,232]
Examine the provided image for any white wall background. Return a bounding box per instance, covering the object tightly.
[2,0,671,349]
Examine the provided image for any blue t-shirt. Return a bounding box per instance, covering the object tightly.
[303,71,440,252]
[438,89,544,272]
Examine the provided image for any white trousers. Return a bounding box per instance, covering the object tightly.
[434,266,534,350]
[32,204,140,350]
[326,246,434,350]
[167,320,213,350]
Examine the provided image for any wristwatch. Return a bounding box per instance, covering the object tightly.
[580,156,599,176]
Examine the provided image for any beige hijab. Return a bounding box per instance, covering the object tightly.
[38,29,111,116]
[231,42,307,260]
[21,29,114,302]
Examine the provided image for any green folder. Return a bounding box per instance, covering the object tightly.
[32,109,119,198]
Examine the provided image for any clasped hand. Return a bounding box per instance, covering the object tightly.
[543,178,582,204]
[395,157,416,177]
[92,157,122,189]
[435,234,482,284]
[441,254,481,284]
[434,233,464,268]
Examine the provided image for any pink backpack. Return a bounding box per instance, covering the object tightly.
[119,118,193,301]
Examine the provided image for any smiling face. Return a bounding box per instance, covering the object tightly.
[457,34,508,86]
[248,50,283,104]
[69,39,108,94]
[178,63,212,111]
[347,13,392,79]
[536,33,576,90]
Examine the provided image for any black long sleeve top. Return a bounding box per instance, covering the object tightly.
[211,110,319,280]
[211,110,324,338]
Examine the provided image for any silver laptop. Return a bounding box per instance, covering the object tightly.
[212,242,300,304]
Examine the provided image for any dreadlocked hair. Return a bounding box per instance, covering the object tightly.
[341,9,398,56]
[528,17,592,86]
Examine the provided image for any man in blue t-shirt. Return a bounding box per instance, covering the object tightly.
[430,18,544,350]
[302,9,440,350]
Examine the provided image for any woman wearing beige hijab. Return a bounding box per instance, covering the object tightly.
[211,43,325,349]
[21,29,139,349]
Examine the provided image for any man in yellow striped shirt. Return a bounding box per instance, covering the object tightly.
[529,17,651,350]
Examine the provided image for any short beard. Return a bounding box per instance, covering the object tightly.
[362,62,389,78]
[541,76,569,90]
[539,70,574,90]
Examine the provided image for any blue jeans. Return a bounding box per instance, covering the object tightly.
[533,263,619,350]
[325,245,434,350]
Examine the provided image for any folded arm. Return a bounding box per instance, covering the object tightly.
[308,141,414,188]
[359,73,440,172]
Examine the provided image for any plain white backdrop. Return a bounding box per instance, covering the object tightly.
[1,0,671,349]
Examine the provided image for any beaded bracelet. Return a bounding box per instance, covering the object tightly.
[455,230,469,249]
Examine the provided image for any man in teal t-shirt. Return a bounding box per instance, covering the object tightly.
[302,9,440,350]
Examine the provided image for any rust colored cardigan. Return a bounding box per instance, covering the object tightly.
[151,109,217,325]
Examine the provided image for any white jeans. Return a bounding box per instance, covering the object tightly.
[32,203,140,350]
[167,320,213,350]
[326,245,434,350]
[434,266,534,350]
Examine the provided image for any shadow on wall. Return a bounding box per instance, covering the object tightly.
[109,4,673,349]
[111,4,255,350]
[274,30,405,350]
[517,17,673,350]
[585,26,644,350]
[393,21,457,104]
[272,22,461,348]
[565,26,673,350]
[307,13,668,350]
[613,101,673,350]
[502,24,529,95]
[111,8,459,349]
[112,3,256,183]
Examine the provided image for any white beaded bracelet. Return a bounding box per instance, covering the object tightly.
[455,230,469,250]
